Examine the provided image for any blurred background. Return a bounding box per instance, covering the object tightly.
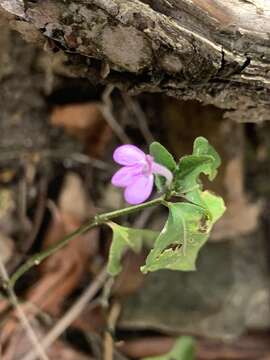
[1,6,270,360]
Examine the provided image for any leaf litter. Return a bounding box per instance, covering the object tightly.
[0,92,269,360]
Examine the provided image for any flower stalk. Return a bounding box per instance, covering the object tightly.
[6,196,167,289]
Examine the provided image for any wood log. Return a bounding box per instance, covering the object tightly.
[1,0,270,121]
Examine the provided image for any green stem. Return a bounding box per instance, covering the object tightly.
[7,196,166,289]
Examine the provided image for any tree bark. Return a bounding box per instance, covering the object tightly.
[1,0,270,122]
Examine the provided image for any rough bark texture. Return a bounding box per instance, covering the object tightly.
[0,10,79,264]
[0,10,76,168]
[1,0,270,122]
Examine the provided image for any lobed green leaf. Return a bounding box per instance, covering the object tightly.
[107,222,158,276]
[174,137,221,194]
[174,155,214,193]
[142,203,208,273]
[185,189,226,223]
[141,198,225,273]
[193,136,221,179]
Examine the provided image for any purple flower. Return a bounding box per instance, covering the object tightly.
[111,145,173,205]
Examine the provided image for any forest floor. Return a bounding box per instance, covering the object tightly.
[1,11,270,359]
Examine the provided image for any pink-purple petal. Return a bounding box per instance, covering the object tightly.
[111,165,142,188]
[124,174,154,204]
[152,162,173,185]
[113,145,145,166]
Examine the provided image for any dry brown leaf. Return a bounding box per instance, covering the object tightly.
[0,173,99,357]
[118,336,174,359]
[0,209,99,355]
[47,340,94,360]
[58,172,94,220]
[1,320,93,360]
[50,102,112,157]
[0,233,14,265]
[212,156,261,240]
[73,304,106,333]
[112,251,146,297]
[26,171,98,316]
[26,210,98,316]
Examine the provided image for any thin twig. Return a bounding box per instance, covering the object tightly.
[69,153,110,170]
[18,176,28,229]
[0,258,49,360]
[122,94,154,145]
[9,178,48,274]
[103,302,121,360]
[99,86,132,144]
[27,178,48,249]
[0,150,110,171]
[21,266,109,360]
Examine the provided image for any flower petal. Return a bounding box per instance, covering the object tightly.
[124,174,154,204]
[113,145,145,166]
[111,165,142,188]
[152,162,173,185]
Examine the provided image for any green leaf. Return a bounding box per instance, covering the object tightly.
[186,189,226,223]
[141,196,225,273]
[142,137,225,274]
[174,155,214,193]
[142,202,212,273]
[193,136,221,180]
[150,141,176,171]
[107,222,158,276]
[142,336,195,360]
[153,174,166,193]
[150,142,176,192]
[173,137,221,194]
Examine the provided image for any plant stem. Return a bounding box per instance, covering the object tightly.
[7,196,165,289]
[0,255,49,360]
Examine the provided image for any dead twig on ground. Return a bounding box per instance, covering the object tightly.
[103,302,121,360]
[22,266,109,360]
[0,258,49,360]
